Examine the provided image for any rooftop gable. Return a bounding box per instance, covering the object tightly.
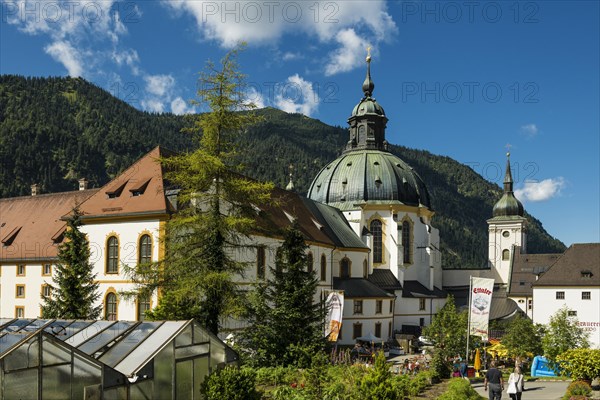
[533,243,600,287]
[76,147,171,220]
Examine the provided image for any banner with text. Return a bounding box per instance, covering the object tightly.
[324,291,344,342]
[469,277,494,337]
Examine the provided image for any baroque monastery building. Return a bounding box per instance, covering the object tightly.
[1,56,598,348]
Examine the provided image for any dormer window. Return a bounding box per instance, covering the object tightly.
[581,270,593,278]
[130,179,151,197]
[106,181,128,199]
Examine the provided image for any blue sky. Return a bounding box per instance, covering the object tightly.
[1,0,598,246]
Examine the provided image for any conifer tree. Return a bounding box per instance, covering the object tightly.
[127,44,273,335]
[240,222,325,367]
[41,207,101,319]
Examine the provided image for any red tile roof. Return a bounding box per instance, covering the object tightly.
[76,147,171,220]
[0,189,97,261]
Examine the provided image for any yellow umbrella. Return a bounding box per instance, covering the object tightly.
[474,348,482,371]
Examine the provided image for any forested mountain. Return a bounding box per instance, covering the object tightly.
[0,76,565,268]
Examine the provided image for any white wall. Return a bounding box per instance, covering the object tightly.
[533,287,600,349]
[1,262,54,318]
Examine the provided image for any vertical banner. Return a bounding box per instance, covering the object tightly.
[469,277,494,337]
[324,291,344,342]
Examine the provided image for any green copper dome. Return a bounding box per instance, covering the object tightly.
[492,154,524,217]
[307,150,431,211]
[308,54,431,211]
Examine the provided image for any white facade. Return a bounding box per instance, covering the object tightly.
[487,218,526,285]
[532,286,600,349]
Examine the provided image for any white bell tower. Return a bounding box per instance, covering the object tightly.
[487,153,526,285]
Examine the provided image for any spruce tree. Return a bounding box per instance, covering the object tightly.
[126,44,273,335]
[41,207,101,319]
[240,222,325,367]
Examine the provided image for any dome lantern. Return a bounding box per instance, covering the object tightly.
[492,153,524,217]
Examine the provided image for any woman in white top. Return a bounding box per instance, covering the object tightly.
[507,366,525,400]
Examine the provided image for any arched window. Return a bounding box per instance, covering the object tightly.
[370,219,383,263]
[138,234,152,264]
[320,254,327,281]
[106,236,119,273]
[502,249,510,261]
[105,293,117,321]
[137,294,151,321]
[340,258,351,278]
[307,252,313,273]
[257,247,266,279]
[402,221,411,264]
[363,259,368,278]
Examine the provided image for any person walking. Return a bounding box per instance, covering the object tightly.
[484,361,504,400]
[507,366,525,400]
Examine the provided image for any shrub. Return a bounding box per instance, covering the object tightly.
[408,372,431,396]
[562,380,592,400]
[200,366,261,400]
[556,349,600,381]
[436,378,484,400]
[254,366,299,386]
[356,351,397,400]
[430,350,451,381]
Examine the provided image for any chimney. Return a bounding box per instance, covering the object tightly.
[31,183,39,196]
[79,178,88,191]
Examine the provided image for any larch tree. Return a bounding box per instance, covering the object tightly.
[41,207,101,319]
[127,44,273,335]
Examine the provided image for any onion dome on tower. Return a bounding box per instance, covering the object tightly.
[492,153,524,217]
[307,51,431,211]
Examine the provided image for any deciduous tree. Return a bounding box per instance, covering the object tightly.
[501,314,544,360]
[542,306,589,363]
[127,44,272,334]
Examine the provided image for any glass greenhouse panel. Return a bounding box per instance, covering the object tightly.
[3,368,38,400]
[114,321,185,376]
[42,364,72,400]
[99,322,159,367]
[0,332,31,357]
[3,336,39,370]
[42,337,71,366]
[64,320,114,348]
[174,325,192,347]
[175,360,193,399]
[77,321,134,355]
[72,352,102,400]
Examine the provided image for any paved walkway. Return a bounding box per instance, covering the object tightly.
[471,380,570,400]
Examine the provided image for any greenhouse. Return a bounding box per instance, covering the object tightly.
[0,318,237,399]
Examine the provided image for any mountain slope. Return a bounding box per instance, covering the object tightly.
[0,76,566,268]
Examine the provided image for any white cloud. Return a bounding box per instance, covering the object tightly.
[171,97,195,115]
[112,49,141,75]
[520,123,539,137]
[44,41,84,77]
[325,29,368,76]
[161,0,397,75]
[275,74,319,116]
[144,74,176,97]
[515,177,566,202]
[282,52,302,61]
[246,87,266,109]
[141,99,166,113]
[7,0,133,78]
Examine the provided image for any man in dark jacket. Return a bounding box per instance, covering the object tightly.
[484,361,504,400]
